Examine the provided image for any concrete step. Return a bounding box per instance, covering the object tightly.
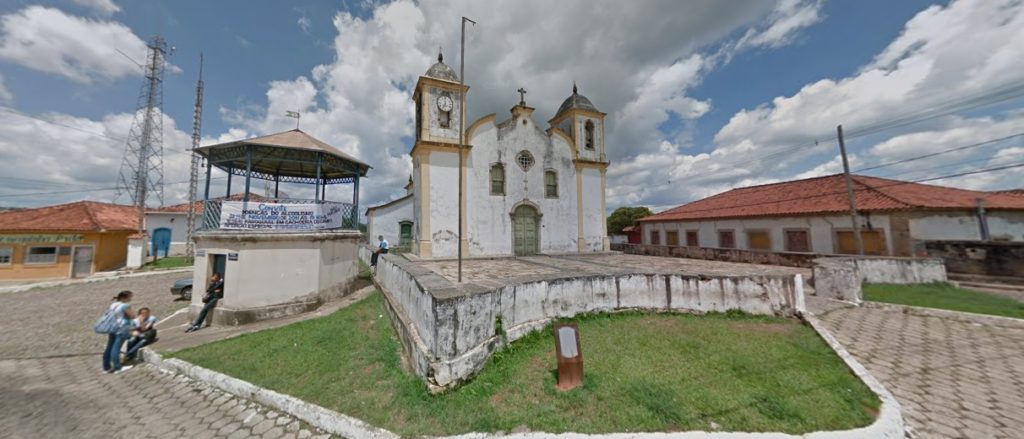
[956,280,1024,294]
[948,273,1024,286]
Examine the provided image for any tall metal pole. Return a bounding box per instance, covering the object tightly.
[458,16,476,283]
[837,125,864,256]
[186,53,205,261]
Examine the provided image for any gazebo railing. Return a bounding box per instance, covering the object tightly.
[199,199,358,232]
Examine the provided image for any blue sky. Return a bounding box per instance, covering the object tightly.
[0,0,1022,211]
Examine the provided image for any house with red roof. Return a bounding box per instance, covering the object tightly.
[637,174,1024,257]
[0,201,138,280]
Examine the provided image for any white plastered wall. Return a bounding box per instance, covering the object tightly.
[427,150,461,258]
[367,196,414,247]
[464,109,579,256]
[145,212,189,255]
[641,214,895,255]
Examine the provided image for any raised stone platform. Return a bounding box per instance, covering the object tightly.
[361,248,812,389]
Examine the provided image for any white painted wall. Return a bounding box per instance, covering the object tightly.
[641,214,894,255]
[463,108,581,256]
[573,114,604,162]
[366,196,413,248]
[581,167,605,251]
[426,86,462,141]
[427,151,461,258]
[987,211,1024,241]
[909,213,981,241]
[192,233,360,310]
[145,212,189,255]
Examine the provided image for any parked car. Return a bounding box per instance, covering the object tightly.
[171,277,192,300]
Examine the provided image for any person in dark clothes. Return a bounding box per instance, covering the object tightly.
[185,273,223,333]
[124,307,157,362]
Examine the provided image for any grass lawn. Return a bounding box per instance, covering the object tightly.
[139,256,191,271]
[864,282,1024,319]
[172,293,878,436]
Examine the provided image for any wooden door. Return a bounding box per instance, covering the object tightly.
[666,231,679,246]
[836,230,887,255]
[513,205,539,256]
[71,246,94,278]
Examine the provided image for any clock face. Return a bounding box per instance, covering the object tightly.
[437,95,454,112]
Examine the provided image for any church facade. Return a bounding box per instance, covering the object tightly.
[366,54,609,259]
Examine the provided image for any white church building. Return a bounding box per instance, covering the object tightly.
[366,54,609,258]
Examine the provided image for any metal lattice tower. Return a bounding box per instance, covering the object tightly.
[185,53,205,260]
[116,35,169,231]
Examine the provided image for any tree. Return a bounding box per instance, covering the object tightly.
[607,206,652,234]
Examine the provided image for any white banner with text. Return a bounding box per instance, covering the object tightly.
[219,201,344,231]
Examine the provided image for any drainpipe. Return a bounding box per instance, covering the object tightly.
[976,198,990,241]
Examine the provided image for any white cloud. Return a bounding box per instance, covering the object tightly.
[619,0,1024,212]
[0,6,149,83]
[297,16,312,33]
[0,107,193,207]
[219,0,818,212]
[70,0,121,17]
[0,73,13,104]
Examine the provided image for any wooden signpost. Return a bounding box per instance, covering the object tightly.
[554,323,583,391]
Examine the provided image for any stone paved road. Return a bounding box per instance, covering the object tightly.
[818,304,1024,438]
[0,273,336,439]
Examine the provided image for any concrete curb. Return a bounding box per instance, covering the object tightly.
[0,267,193,294]
[862,301,1024,329]
[142,349,398,439]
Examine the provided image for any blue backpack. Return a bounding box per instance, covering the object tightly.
[93,304,125,334]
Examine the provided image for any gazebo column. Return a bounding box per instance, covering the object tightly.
[314,153,322,202]
[226,165,232,197]
[352,175,360,228]
[243,146,253,202]
[203,159,212,200]
[274,175,280,199]
[321,183,326,201]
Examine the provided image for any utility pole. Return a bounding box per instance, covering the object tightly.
[185,53,205,261]
[837,125,864,256]
[116,35,170,245]
[458,16,476,283]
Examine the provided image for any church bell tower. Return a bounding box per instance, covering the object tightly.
[410,52,469,259]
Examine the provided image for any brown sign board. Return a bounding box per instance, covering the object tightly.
[554,323,583,391]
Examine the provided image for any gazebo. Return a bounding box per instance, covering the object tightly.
[188,129,372,325]
[195,129,370,230]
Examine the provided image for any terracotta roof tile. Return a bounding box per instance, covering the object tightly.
[149,193,272,214]
[0,201,138,232]
[640,174,1024,222]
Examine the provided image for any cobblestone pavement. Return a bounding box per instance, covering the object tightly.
[0,272,191,359]
[817,303,1024,438]
[0,273,338,439]
[422,253,810,284]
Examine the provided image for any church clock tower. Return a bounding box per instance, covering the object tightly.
[410,52,469,258]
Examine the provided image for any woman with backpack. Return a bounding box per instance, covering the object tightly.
[99,290,135,374]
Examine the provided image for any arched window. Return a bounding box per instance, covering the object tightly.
[490,164,505,195]
[584,120,595,149]
[544,170,558,198]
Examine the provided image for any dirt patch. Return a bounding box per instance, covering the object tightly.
[729,321,797,336]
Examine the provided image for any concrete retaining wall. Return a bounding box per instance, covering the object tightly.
[370,251,802,389]
[922,240,1024,277]
[622,243,822,267]
[812,257,947,302]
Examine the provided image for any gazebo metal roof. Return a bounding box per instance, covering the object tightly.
[195,129,371,184]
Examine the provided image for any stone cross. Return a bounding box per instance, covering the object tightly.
[517,87,527,106]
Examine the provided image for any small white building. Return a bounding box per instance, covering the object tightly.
[365,54,610,258]
[638,174,1024,257]
[145,193,270,256]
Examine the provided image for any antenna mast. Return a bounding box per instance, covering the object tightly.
[116,35,170,234]
[185,53,205,260]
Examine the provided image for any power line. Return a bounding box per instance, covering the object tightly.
[0,107,127,143]
[644,162,1024,218]
[656,79,1024,187]
[854,132,1024,173]
[0,176,226,198]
